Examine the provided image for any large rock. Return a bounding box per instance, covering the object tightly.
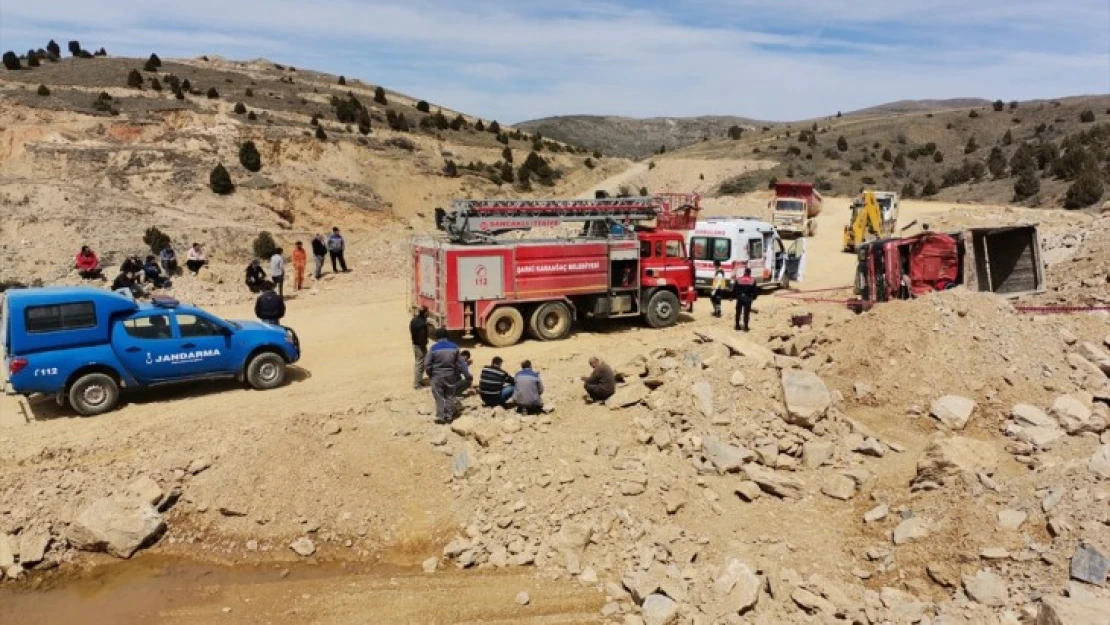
[125,476,164,506]
[0,534,14,568]
[1012,404,1056,428]
[820,474,857,501]
[18,529,51,565]
[608,382,651,409]
[780,370,831,429]
[893,517,934,545]
[714,557,760,614]
[1079,342,1110,375]
[930,395,977,430]
[1090,445,1110,480]
[963,569,1008,606]
[1052,396,1098,434]
[743,464,804,499]
[1036,595,1110,625]
[914,435,999,488]
[693,329,774,368]
[67,495,165,559]
[703,437,754,473]
[691,381,714,418]
[802,440,833,469]
[1070,542,1108,586]
[290,537,316,557]
[641,593,678,625]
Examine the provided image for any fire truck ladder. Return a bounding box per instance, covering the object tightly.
[436,196,698,243]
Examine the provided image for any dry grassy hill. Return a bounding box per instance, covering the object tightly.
[517,114,767,159]
[675,95,1110,210]
[0,46,625,289]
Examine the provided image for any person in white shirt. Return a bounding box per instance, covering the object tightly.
[270,248,285,297]
[185,243,207,275]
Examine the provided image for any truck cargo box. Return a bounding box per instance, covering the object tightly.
[963,225,1045,297]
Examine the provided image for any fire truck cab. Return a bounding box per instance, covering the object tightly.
[411,196,700,347]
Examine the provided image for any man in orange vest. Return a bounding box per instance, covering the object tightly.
[732,267,759,332]
[292,241,308,290]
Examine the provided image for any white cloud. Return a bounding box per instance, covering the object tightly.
[1,0,1106,121]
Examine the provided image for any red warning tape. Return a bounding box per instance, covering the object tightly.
[1015,305,1110,314]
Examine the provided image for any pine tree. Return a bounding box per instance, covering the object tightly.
[502,147,513,163]
[416,100,430,113]
[1012,168,1039,201]
[837,136,848,151]
[234,102,247,114]
[127,69,143,89]
[373,86,387,105]
[46,40,60,57]
[987,147,1007,178]
[922,179,938,196]
[238,140,262,172]
[315,125,328,140]
[143,53,162,72]
[206,87,219,99]
[3,52,22,71]
[209,163,234,194]
[1002,129,1012,146]
[36,84,50,96]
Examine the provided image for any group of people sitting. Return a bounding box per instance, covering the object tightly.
[75,242,209,294]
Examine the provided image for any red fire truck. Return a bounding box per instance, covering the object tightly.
[410,195,700,346]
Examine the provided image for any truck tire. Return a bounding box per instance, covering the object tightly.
[68,373,120,417]
[246,351,286,390]
[644,290,680,329]
[528,301,572,341]
[483,307,524,347]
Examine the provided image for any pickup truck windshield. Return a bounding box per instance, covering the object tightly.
[775,200,805,212]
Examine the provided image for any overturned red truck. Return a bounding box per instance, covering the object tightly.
[410,195,700,346]
[854,224,1046,303]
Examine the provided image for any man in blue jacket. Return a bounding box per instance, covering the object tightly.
[423,328,460,423]
[513,360,544,415]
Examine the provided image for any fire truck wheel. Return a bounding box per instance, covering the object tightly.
[528,301,572,341]
[483,306,525,347]
[644,290,680,328]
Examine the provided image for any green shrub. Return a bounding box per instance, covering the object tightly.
[500,162,514,183]
[206,87,219,99]
[727,125,742,140]
[901,182,917,198]
[837,136,848,151]
[502,147,513,163]
[143,53,161,72]
[584,157,595,169]
[892,153,906,171]
[26,50,40,67]
[992,100,1004,112]
[127,69,144,88]
[443,160,458,177]
[357,108,371,134]
[488,120,501,134]
[248,111,258,121]
[239,140,262,172]
[150,78,162,92]
[922,179,938,196]
[987,147,1007,178]
[416,100,430,112]
[143,226,171,255]
[67,41,81,56]
[964,137,978,153]
[338,75,346,86]
[1053,147,1096,180]
[234,102,247,114]
[315,125,328,141]
[36,84,49,96]
[374,86,387,104]
[209,163,234,194]
[252,231,277,259]
[46,40,60,57]
[933,151,944,163]
[1002,129,1012,146]
[969,110,980,118]
[1079,110,1096,123]
[1012,168,1040,201]
[1063,169,1103,208]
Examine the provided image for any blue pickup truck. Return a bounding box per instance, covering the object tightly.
[1,287,300,416]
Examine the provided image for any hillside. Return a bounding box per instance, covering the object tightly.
[517,115,766,159]
[0,47,624,290]
[672,95,1110,210]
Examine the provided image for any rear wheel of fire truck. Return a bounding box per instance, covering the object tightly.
[68,372,120,417]
[483,306,525,347]
[528,301,572,341]
[644,290,680,329]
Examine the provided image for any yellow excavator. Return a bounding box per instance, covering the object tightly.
[843,190,898,252]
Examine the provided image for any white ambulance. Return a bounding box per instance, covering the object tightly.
[686,217,806,291]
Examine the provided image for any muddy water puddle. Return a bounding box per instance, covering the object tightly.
[0,554,602,625]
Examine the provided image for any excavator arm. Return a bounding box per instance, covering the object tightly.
[844,191,883,252]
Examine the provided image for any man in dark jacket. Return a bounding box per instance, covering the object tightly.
[513,360,544,415]
[582,357,616,402]
[254,282,286,324]
[311,235,328,279]
[423,328,460,423]
[478,356,514,407]
[410,307,430,389]
[733,267,759,332]
[455,350,474,396]
[245,259,268,293]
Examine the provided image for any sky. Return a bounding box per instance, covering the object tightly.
[1,0,1108,123]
